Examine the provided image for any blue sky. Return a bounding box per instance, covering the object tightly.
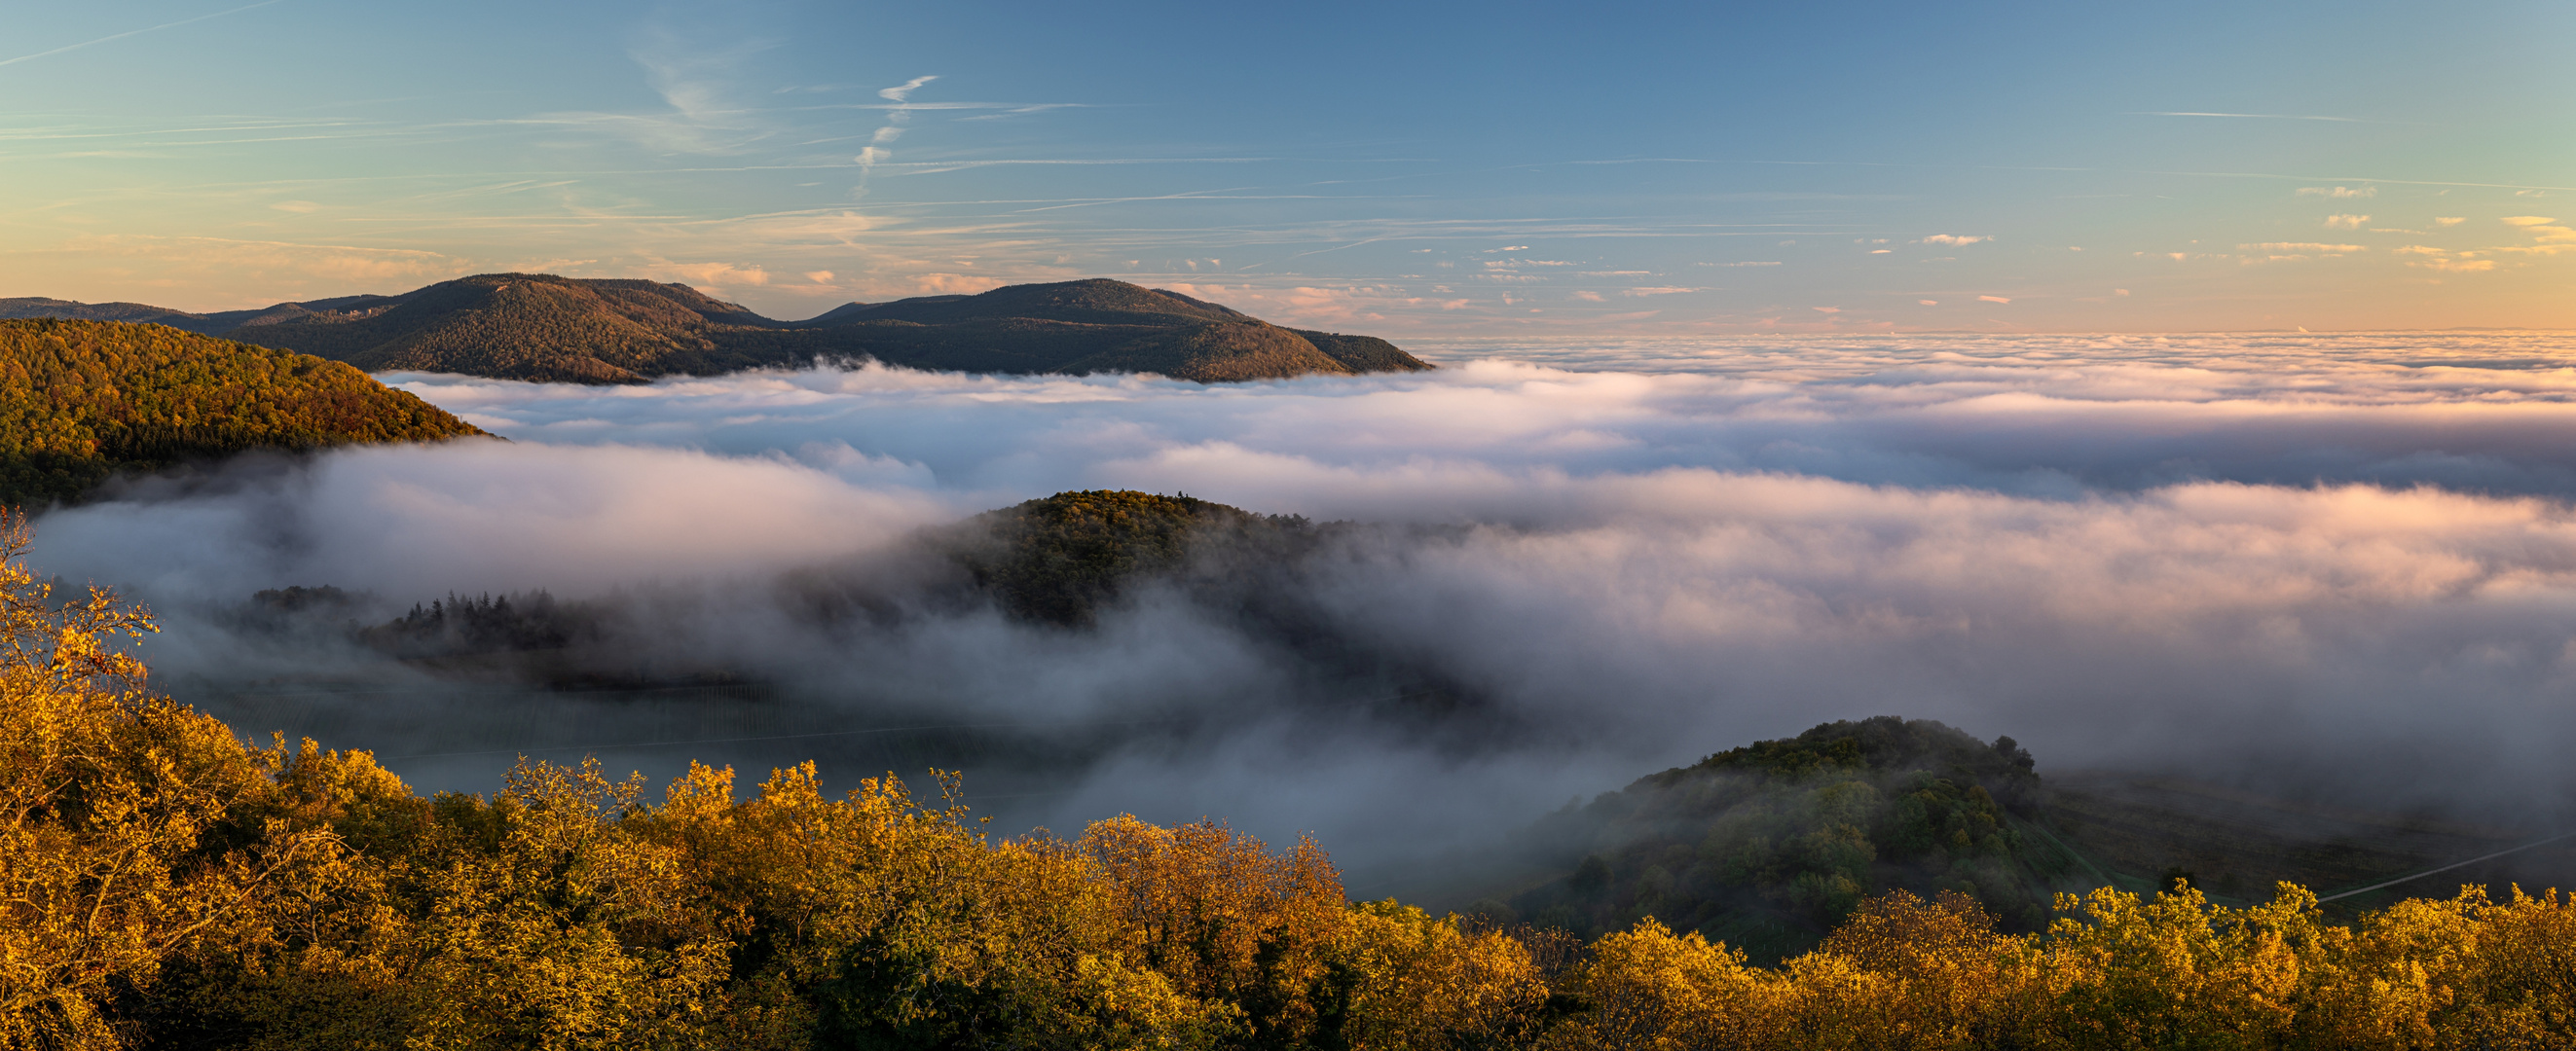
[4,0,2569,333]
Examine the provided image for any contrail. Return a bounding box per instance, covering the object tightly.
[0,0,286,69]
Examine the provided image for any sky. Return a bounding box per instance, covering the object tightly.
[3,0,2570,334]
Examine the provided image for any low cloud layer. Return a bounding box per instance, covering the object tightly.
[400,331,2576,502]
[27,333,2576,876]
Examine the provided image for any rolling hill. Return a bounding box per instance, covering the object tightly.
[5,275,1433,384]
[0,318,488,506]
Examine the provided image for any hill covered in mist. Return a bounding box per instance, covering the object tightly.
[186,486,2576,956]
[0,319,487,506]
[5,275,1432,384]
[229,489,1366,686]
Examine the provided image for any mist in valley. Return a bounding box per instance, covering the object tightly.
[29,334,2576,898]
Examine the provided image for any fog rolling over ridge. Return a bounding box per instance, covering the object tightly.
[27,333,2576,888]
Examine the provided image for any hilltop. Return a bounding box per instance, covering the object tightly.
[0,319,487,506]
[3,275,1433,384]
[943,489,1319,625]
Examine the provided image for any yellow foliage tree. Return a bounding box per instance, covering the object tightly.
[1547,919,1788,1051]
[1079,815,1347,1050]
[0,514,343,1051]
[1339,901,1551,1051]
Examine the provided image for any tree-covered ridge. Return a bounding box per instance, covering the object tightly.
[232,273,779,383]
[723,278,1435,382]
[946,489,1317,626]
[801,279,1261,329]
[9,523,2576,1050]
[15,275,1436,384]
[0,319,487,506]
[0,292,396,335]
[1506,717,2068,961]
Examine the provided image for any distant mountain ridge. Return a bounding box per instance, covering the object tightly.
[0,275,1431,384]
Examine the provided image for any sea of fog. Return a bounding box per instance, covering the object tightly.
[31,332,2576,894]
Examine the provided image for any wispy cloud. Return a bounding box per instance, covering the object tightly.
[2324,214,2369,230]
[55,234,467,293]
[2489,217,2576,255]
[2394,245,2494,272]
[854,76,940,193]
[2297,186,2376,199]
[1920,234,1989,245]
[648,260,770,290]
[524,29,780,156]
[879,76,938,103]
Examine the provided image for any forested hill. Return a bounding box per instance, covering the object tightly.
[944,489,1319,625]
[5,274,1433,384]
[0,319,487,506]
[1498,717,2074,961]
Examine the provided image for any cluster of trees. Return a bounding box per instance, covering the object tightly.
[0,319,486,505]
[10,519,2574,1049]
[1503,719,2078,960]
[353,592,603,658]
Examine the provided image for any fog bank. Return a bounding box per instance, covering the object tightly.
[25,334,2576,875]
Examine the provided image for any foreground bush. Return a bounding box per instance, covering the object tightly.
[2,517,2570,1050]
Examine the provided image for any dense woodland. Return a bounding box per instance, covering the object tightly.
[0,319,486,506]
[3,276,1432,384]
[8,517,2576,1050]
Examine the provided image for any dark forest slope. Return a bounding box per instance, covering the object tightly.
[0,319,487,506]
[14,275,1434,384]
[1496,717,2071,961]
